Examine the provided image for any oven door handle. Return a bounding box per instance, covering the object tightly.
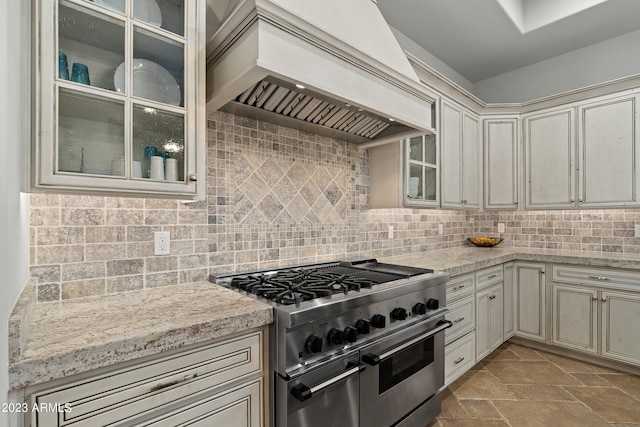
[290,362,366,402]
[362,320,453,366]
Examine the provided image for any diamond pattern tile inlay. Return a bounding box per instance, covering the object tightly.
[234,153,347,225]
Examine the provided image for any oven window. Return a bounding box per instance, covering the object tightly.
[379,336,435,394]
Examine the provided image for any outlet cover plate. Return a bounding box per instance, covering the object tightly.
[154,231,170,255]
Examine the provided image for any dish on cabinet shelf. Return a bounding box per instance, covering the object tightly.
[93,0,162,27]
[114,59,181,106]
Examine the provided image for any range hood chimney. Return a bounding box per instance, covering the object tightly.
[206,0,436,144]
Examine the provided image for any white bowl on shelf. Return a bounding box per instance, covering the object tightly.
[93,0,162,27]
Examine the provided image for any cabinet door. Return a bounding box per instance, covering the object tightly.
[514,263,546,341]
[484,118,519,210]
[441,100,462,208]
[551,284,598,353]
[601,290,640,365]
[578,94,640,207]
[489,284,504,352]
[461,111,480,208]
[34,0,205,199]
[503,262,515,340]
[524,108,576,209]
[475,287,491,360]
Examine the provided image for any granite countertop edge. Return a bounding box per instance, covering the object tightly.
[8,281,273,391]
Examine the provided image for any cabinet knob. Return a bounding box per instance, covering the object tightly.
[188,174,198,182]
[602,297,608,302]
[592,296,598,302]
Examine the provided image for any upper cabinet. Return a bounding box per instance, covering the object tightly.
[31,0,206,199]
[523,107,575,209]
[483,117,519,210]
[578,94,640,208]
[523,92,640,209]
[441,99,481,209]
[369,133,439,209]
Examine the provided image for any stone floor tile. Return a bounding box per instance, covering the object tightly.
[565,386,640,423]
[438,419,509,427]
[505,343,547,360]
[571,373,613,387]
[484,349,521,361]
[458,399,502,419]
[439,389,467,419]
[506,384,577,401]
[597,373,640,400]
[543,352,621,374]
[449,371,516,400]
[492,400,609,427]
[484,360,582,385]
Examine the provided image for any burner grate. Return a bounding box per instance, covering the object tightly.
[229,266,404,305]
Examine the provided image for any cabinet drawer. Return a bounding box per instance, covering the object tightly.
[444,333,475,387]
[552,265,640,292]
[34,333,262,427]
[445,296,474,344]
[476,266,503,290]
[447,274,475,302]
[144,380,262,427]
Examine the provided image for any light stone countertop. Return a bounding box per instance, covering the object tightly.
[8,281,272,391]
[379,246,640,278]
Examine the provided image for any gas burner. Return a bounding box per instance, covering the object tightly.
[228,266,403,305]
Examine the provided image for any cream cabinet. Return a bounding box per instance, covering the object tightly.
[475,266,503,361]
[369,134,439,208]
[483,117,519,210]
[27,330,266,427]
[441,99,481,209]
[523,107,576,209]
[31,0,206,199]
[514,262,546,342]
[551,265,640,367]
[577,94,640,207]
[444,273,476,387]
[503,262,515,340]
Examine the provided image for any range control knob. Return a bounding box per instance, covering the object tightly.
[305,335,323,353]
[426,299,440,310]
[391,307,408,321]
[356,319,370,335]
[412,303,427,315]
[344,326,358,343]
[371,314,386,329]
[328,328,344,346]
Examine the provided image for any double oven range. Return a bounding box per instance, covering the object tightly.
[213,259,451,427]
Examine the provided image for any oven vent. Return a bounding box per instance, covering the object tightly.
[234,79,392,140]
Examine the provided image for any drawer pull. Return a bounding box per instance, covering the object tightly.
[487,274,498,279]
[454,357,465,364]
[588,275,609,281]
[453,317,465,323]
[452,285,466,291]
[150,374,198,392]
[489,295,496,300]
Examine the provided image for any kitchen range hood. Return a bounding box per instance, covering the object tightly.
[206,0,436,144]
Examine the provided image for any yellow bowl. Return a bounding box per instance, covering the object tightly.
[467,237,503,247]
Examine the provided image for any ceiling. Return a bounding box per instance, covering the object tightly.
[376,0,640,83]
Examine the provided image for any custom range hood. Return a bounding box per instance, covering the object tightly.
[206,0,436,144]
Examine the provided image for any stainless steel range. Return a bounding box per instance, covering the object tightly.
[213,259,451,427]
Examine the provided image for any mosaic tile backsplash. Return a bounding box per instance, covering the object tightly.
[28,110,640,302]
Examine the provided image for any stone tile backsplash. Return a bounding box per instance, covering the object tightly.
[30,110,640,303]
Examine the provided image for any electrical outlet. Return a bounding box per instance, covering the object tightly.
[498,223,505,233]
[154,231,170,255]
[469,217,474,224]
[635,224,640,238]
[438,224,444,235]
[388,225,394,239]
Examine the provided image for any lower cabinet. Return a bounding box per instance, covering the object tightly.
[503,262,515,340]
[514,262,546,342]
[551,265,640,366]
[27,330,266,427]
[476,283,503,361]
[444,273,476,387]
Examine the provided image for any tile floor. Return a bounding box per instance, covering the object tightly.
[428,341,640,427]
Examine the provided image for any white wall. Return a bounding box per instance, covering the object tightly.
[474,28,640,103]
[1,0,30,425]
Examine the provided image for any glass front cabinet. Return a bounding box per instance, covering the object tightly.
[31,0,206,199]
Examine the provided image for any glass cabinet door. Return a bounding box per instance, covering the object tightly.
[406,134,438,205]
[35,0,204,198]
